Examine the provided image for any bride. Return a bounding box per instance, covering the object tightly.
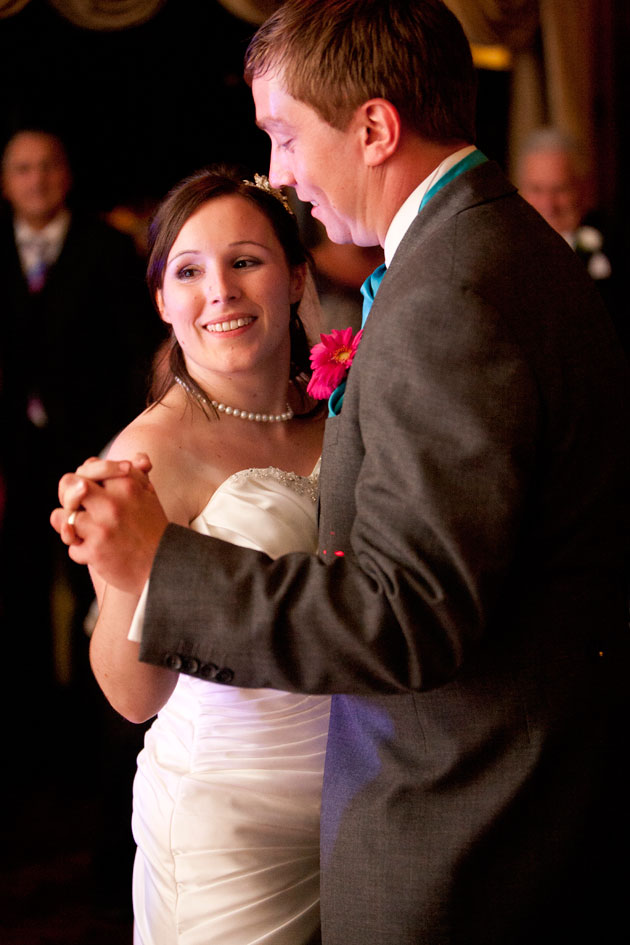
[76,166,329,944]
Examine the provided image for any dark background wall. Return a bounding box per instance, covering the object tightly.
[0,0,270,211]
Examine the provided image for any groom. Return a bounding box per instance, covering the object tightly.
[54,1,629,942]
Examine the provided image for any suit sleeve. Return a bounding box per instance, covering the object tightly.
[139,273,540,695]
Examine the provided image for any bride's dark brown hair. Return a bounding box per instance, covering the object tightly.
[146,164,313,414]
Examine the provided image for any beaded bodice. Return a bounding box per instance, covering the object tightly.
[227,464,319,504]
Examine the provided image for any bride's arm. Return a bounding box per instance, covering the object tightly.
[90,579,175,723]
[88,422,194,723]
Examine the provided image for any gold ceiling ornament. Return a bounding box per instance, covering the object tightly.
[0,0,31,17]
[46,0,167,31]
[216,0,282,26]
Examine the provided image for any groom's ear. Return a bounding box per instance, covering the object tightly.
[357,99,401,167]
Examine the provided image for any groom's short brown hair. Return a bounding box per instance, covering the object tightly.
[244,0,476,144]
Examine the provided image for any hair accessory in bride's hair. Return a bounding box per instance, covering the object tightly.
[243,173,294,215]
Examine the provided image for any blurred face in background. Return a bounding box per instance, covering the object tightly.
[2,132,71,229]
[518,148,584,236]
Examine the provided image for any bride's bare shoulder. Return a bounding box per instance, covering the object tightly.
[108,398,184,458]
[106,394,216,525]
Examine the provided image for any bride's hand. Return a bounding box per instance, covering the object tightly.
[50,452,166,594]
[50,462,168,594]
[51,453,155,546]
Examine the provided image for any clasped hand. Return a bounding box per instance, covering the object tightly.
[50,453,168,594]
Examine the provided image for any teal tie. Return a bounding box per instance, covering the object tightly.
[360,261,387,326]
[328,262,387,417]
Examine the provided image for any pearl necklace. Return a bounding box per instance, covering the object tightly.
[174,375,294,423]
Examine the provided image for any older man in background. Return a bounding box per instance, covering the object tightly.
[517,125,626,351]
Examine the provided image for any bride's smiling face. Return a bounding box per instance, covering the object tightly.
[157,194,305,383]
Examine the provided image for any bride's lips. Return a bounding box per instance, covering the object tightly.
[204,315,255,334]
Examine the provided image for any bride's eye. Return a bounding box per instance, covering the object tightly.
[234,257,260,269]
[177,265,200,280]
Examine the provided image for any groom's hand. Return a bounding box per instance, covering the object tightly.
[75,452,154,481]
[52,453,155,546]
[50,453,167,594]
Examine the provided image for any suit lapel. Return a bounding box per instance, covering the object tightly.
[385,160,517,293]
[318,162,518,552]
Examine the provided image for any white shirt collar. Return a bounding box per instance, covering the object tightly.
[383,145,476,267]
[15,209,70,263]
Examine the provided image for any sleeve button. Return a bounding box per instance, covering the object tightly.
[165,654,182,671]
[215,668,234,684]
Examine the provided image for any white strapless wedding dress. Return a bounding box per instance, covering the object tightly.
[131,464,330,945]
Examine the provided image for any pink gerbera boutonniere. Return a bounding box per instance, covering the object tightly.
[306,327,363,400]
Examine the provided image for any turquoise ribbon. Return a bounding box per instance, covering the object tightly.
[419,148,487,211]
[327,262,386,417]
[327,378,346,417]
[328,150,487,417]
[360,262,388,327]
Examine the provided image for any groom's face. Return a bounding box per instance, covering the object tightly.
[253,72,375,247]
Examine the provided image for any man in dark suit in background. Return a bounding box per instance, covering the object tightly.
[1,129,157,489]
[54,2,629,942]
[517,125,628,355]
[1,126,162,914]
[1,126,159,698]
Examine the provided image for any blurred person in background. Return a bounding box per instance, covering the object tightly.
[0,127,161,915]
[0,127,160,681]
[517,126,627,353]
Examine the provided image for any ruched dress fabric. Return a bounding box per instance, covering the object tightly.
[131,465,330,945]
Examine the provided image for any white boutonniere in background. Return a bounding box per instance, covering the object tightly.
[570,226,612,280]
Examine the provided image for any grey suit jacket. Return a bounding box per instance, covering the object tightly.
[141,161,630,944]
